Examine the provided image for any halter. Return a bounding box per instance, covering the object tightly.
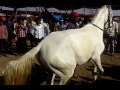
[90,6,112,32]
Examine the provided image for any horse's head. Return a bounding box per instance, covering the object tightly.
[90,5,113,30]
[104,5,113,29]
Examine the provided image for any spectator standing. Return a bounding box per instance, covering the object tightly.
[27,18,36,48]
[41,18,50,37]
[106,18,118,56]
[0,18,8,56]
[66,12,80,29]
[5,17,14,54]
[53,21,60,32]
[15,18,28,54]
[33,18,44,46]
[60,20,67,31]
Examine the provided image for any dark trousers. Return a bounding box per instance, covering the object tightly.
[0,39,7,55]
[116,37,120,53]
[8,35,14,54]
[34,37,44,46]
[16,37,28,54]
[106,36,114,54]
[27,33,35,47]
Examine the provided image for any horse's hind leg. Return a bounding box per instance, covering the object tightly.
[59,67,76,85]
[51,73,56,85]
[59,73,73,85]
[91,55,104,82]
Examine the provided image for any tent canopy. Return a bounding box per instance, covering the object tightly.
[0,0,120,10]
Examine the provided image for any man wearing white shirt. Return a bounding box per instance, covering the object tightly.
[33,18,44,46]
[106,18,118,56]
[41,18,50,37]
[27,18,36,47]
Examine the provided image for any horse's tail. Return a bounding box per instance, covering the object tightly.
[4,43,42,85]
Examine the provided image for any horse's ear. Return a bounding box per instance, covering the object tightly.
[109,5,112,9]
[102,5,107,8]
[108,5,111,8]
[106,5,111,8]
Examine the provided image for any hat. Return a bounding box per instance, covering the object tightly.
[70,12,79,17]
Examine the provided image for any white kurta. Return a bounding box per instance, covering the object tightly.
[108,21,118,36]
[33,24,44,39]
[42,22,50,37]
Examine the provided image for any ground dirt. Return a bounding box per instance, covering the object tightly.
[0,52,120,87]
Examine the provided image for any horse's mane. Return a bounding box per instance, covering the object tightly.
[91,6,107,23]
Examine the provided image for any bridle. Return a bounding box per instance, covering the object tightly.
[90,5,112,32]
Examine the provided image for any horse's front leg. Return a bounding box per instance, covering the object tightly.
[90,60,98,82]
[91,55,104,82]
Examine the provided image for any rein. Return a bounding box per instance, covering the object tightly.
[90,23,105,32]
[90,20,112,32]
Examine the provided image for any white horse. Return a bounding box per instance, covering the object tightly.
[4,5,113,85]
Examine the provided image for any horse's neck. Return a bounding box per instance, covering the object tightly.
[90,9,106,39]
[91,13,105,30]
[91,7,107,29]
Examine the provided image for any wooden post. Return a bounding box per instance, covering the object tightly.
[5,13,8,19]
[39,5,41,19]
[84,7,85,15]
[14,7,17,21]
[35,7,39,12]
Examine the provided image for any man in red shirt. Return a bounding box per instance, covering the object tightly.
[0,18,8,56]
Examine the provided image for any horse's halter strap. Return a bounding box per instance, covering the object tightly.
[90,23,105,31]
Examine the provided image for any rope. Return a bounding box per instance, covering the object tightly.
[90,22,105,31]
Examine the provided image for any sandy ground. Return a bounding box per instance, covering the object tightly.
[0,52,120,86]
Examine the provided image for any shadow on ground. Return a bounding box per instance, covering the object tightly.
[69,78,120,88]
[27,63,49,85]
[28,63,120,86]
[86,63,120,81]
[102,64,120,80]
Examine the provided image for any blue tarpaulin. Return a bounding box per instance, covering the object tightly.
[53,15,64,21]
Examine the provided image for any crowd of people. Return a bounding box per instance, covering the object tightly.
[0,11,119,57]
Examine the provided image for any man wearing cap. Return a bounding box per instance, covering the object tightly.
[66,12,80,29]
